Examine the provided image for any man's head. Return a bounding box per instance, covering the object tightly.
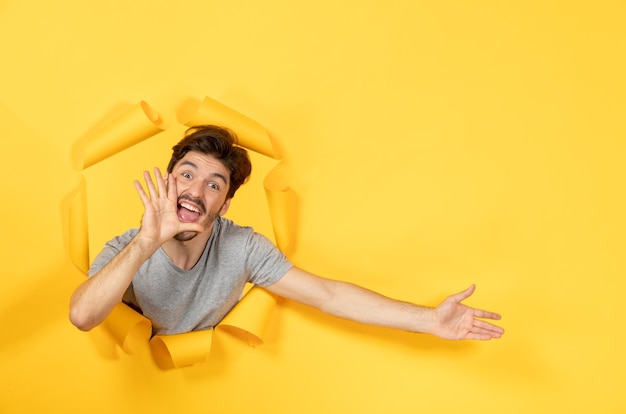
[167,125,252,200]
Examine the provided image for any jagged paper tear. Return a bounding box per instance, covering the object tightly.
[178,96,281,159]
[66,97,296,369]
[81,101,164,169]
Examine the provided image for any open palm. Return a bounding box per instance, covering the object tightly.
[432,285,504,340]
[134,168,204,245]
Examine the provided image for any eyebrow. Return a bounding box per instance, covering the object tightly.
[179,160,229,185]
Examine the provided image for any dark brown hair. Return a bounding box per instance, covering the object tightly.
[167,125,252,199]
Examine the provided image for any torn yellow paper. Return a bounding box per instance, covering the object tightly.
[82,101,163,169]
[264,165,297,256]
[67,96,296,369]
[101,302,152,355]
[150,330,214,370]
[179,96,280,159]
[102,287,277,369]
[217,286,277,347]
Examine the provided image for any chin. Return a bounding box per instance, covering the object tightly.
[174,231,199,242]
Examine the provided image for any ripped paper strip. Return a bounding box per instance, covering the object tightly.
[66,97,296,368]
[156,287,276,369]
[217,285,277,347]
[179,96,281,159]
[102,302,153,355]
[100,287,276,369]
[264,168,297,255]
[150,330,214,370]
[81,101,163,169]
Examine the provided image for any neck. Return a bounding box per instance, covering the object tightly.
[161,225,213,270]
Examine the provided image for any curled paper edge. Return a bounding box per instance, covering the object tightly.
[82,101,164,169]
[178,96,280,159]
[264,163,297,256]
[100,287,278,368]
[148,287,277,369]
[69,97,293,368]
[150,330,214,370]
[101,302,152,355]
[217,286,278,347]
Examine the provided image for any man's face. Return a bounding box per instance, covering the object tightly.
[170,151,231,241]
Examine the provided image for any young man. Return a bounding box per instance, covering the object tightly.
[70,125,504,340]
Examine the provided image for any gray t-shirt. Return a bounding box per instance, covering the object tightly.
[88,216,293,335]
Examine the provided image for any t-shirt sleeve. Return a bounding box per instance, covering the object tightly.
[87,229,138,277]
[87,229,141,310]
[245,232,293,287]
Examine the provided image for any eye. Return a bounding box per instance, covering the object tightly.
[208,182,220,190]
[181,172,192,179]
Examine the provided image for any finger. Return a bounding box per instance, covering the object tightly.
[143,170,158,200]
[466,330,502,340]
[469,329,503,340]
[473,319,505,334]
[448,284,476,303]
[134,180,150,206]
[473,308,502,321]
[166,171,177,201]
[153,167,166,197]
[465,321,504,340]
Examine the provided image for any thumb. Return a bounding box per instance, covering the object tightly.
[448,284,476,303]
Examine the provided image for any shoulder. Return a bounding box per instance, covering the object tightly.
[105,228,140,250]
[213,216,278,252]
[214,216,256,240]
[88,228,139,276]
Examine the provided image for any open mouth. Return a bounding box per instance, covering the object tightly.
[177,200,204,223]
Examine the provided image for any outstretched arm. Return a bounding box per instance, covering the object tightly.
[265,267,504,340]
[69,168,204,331]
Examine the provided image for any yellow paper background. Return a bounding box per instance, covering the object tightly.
[70,96,287,369]
[1,1,625,413]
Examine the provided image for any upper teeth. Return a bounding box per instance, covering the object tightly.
[180,202,200,213]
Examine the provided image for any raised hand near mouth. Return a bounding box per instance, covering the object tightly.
[133,167,206,247]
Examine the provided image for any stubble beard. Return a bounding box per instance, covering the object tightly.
[174,209,219,242]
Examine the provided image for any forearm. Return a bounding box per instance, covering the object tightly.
[267,268,437,334]
[318,280,436,334]
[69,235,158,331]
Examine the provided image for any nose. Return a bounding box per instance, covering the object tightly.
[186,179,205,198]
